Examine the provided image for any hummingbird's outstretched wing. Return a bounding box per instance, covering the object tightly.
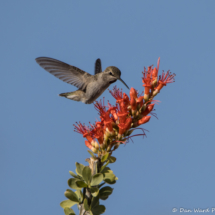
[94,58,102,74]
[35,57,92,91]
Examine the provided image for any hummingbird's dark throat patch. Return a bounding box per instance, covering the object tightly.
[109,80,117,84]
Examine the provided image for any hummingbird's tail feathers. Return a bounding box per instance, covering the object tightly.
[59,93,69,98]
[35,57,92,91]
[59,90,87,103]
[95,59,102,74]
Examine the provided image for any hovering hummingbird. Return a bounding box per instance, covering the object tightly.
[35,57,129,104]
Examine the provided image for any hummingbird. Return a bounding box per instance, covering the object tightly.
[35,57,129,104]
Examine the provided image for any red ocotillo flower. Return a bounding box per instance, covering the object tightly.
[136,96,144,107]
[136,115,151,126]
[130,96,137,114]
[109,86,123,103]
[151,57,160,85]
[85,141,97,153]
[129,87,137,100]
[153,71,176,96]
[123,93,130,106]
[92,122,104,145]
[74,122,99,151]
[74,122,93,142]
[117,102,128,123]
[118,117,132,138]
[107,102,118,121]
[142,103,155,116]
[142,66,153,101]
[94,100,114,133]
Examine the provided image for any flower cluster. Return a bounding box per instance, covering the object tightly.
[74,58,175,157]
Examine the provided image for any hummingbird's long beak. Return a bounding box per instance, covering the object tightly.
[118,78,129,89]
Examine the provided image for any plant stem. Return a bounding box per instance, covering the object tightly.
[78,157,101,215]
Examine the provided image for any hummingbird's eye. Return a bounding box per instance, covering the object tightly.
[109,72,113,76]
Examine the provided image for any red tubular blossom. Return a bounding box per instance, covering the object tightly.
[94,101,113,130]
[74,122,88,134]
[103,112,111,122]
[94,100,106,116]
[104,120,113,132]
[155,71,176,93]
[118,117,132,136]
[136,96,144,107]
[142,103,155,116]
[74,122,93,143]
[129,87,137,99]
[123,93,130,106]
[107,102,118,121]
[152,57,160,82]
[85,141,97,153]
[137,115,151,126]
[142,67,152,100]
[130,97,137,111]
[117,112,127,123]
[124,117,132,130]
[118,123,125,135]
[117,102,128,123]
[92,122,104,144]
[85,140,93,150]
[83,133,94,143]
[109,86,123,103]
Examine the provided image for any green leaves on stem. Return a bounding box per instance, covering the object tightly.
[62,159,117,215]
[82,166,92,185]
[90,173,103,186]
[64,189,80,203]
[64,207,75,215]
[75,162,85,177]
[99,186,113,200]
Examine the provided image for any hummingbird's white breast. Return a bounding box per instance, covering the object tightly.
[84,73,111,104]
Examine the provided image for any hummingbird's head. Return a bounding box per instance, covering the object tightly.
[104,66,129,89]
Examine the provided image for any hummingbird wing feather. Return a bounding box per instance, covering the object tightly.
[35,57,92,90]
[94,58,102,74]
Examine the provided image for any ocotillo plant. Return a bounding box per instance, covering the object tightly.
[60,58,175,215]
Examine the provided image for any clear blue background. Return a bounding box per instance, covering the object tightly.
[1,0,215,214]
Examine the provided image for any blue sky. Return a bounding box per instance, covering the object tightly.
[1,0,215,215]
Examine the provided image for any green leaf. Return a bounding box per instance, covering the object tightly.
[91,195,100,209]
[89,211,93,215]
[75,190,83,202]
[101,153,109,162]
[69,171,82,179]
[68,178,82,190]
[60,199,77,209]
[108,156,116,163]
[103,170,117,184]
[103,170,116,182]
[91,205,106,215]
[90,173,103,186]
[90,187,99,197]
[84,198,90,211]
[76,181,88,188]
[101,167,110,173]
[64,207,76,215]
[64,189,79,203]
[103,179,116,185]
[99,186,113,200]
[100,162,110,173]
[82,166,92,185]
[75,162,85,177]
[87,150,95,158]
